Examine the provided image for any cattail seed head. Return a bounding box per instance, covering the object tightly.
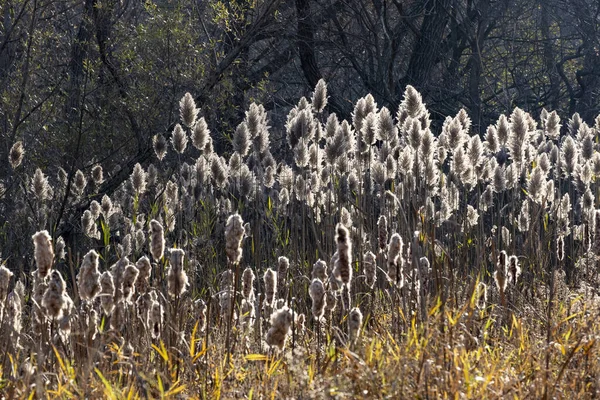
[378,215,388,251]
[348,307,363,342]
[42,270,67,320]
[149,220,165,262]
[266,306,294,351]
[122,264,139,302]
[149,299,163,339]
[130,163,147,195]
[312,259,327,281]
[100,271,115,314]
[32,168,51,201]
[167,248,188,297]
[508,255,521,285]
[32,231,54,279]
[387,233,403,286]
[494,251,508,293]
[77,250,101,301]
[264,268,277,308]
[135,256,152,294]
[225,213,245,265]
[242,267,255,301]
[333,224,352,287]
[309,278,326,320]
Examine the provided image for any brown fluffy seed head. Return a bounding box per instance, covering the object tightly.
[309,278,326,320]
[130,163,147,195]
[180,92,199,128]
[494,251,508,292]
[153,134,168,161]
[149,220,165,262]
[167,249,189,297]
[378,215,388,251]
[225,213,245,265]
[135,256,152,294]
[77,250,101,301]
[122,264,139,302]
[508,255,521,285]
[92,165,104,186]
[172,123,188,154]
[100,271,115,315]
[277,256,289,294]
[387,233,403,286]
[264,268,277,307]
[196,299,207,332]
[242,267,255,301]
[266,306,294,351]
[42,270,67,320]
[149,299,163,339]
[32,230,54,279]
[363,251,377,289]
[333,224,352,287]
[9,141,24,169]
[312,259,328,281]
[348,307,363,341]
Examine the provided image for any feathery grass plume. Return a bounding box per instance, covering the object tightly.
[99,271,115,314]
[312,260,327,281]
[167,248,188,297]
[89,200,101,220]
[91,165,104,186]
[192,116,210,151]
[153,134,168,160]
[527,165,547,204]
[467,134,483,167]
[57,294,74,339]
[9,141,24,169]
[210,155,229,189]
[130,163,147,195]
[312,79,328,113]
[31,168,51,201]
[6,289,22,335]
[287,109,315,149]
[172,123,188,154]
[42,270,67,320]
[348,307,363,342]
[363,251,377,289]
[557,193,571,237]
[101,194,113,218]
[475,282,488,309]
[406,117,422,151]
[361,112,379,149]
[494,251,508,293]
[264,268,277,309]
[378,106,397,143]
[398,85,425,124]
[325,289,337,314]
[180,92,198,128]
[325,113,339,139]
[82,210,99,239]
[77,250,101,301]
[387,233,404,287]
[32,230,54,279]
[196,299,207,332]
[233,122,251,157]
[333,224,353,288]
[508,255,521,285]
[496,114,510,146]
[557,235,565,261]
[225,213,245,265]
[377,215,388,251]
[266,306,294,351]
[242,267,255,301]
[372,162,387,186]
[567,112,582,136]
[562,135,577,176]
[149,297,163,339]
[73,170,86,195]
[340,207,352,229]
[309,278,326,320]
[135,256,151,294]
[443,116,466,151]
[55,236,66,261]
[544,110,561,140]
[485,125,499,153]
[277,257,289,296]
[122,263,140,302]
[149,219,165,262]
